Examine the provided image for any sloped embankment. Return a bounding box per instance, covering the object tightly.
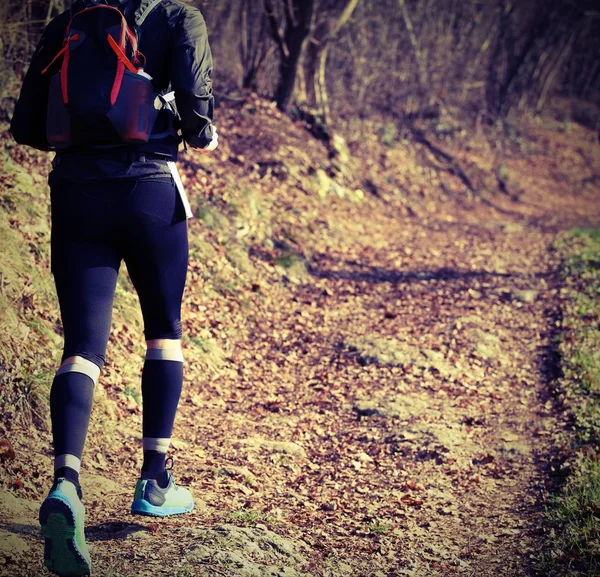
[1,99,600,576]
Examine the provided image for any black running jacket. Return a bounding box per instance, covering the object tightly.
[10,0,215,160]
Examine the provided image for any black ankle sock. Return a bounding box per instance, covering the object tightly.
[141,468,170,488]
[54,466,83,499]
[142,450,166,473]
[155,471,170,488]
[141,450,170,488]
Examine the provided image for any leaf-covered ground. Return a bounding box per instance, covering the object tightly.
[1,100,599,576]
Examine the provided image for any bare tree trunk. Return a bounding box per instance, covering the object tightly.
[514,42,552,113]
[581,59,600,100]
[315,44,330,122]
[303,0,361,120]
[302,23,326,108]
[485,0,557,118]
[536,30,576,113]
[264,0,315,112]
[240,0,249,84]
[240,0,271,89]
[461,33,493,103]
[397,0,428,90]
[276,18,311,112]
[485,0,514,116]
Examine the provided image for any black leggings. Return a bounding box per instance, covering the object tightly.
[50,174,189,368]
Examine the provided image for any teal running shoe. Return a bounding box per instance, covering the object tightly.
[39,478,91,576]
[131,471,194,517]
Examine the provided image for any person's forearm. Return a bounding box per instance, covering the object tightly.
[175,90,215,148]
[169,6,215,150]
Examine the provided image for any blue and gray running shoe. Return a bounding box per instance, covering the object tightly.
[131,465,194,517]
[39,478,91,576]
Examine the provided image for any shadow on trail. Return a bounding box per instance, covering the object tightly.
[0,520,152,542]
[533,270,573,493]
[86,521,151,542]
[0,522,39,539]
[308,258,550,286]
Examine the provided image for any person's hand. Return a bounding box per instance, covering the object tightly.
[198,126,218,153]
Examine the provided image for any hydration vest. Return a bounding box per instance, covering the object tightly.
[42,0,175,148]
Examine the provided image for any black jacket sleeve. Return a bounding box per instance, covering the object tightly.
[10,15,68,150]
[169,6,215,149]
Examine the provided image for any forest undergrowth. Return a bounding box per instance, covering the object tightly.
[537,229,600,576]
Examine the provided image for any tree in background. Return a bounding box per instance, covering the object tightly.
[299,0,361,123]
[0,0,65,98]
[483,0,588,119]
[239,0,272,90]
[263,0,315,112]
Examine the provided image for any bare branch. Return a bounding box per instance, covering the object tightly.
[285,0,296,27]
[263,0,289,59]
[331,0,361,37]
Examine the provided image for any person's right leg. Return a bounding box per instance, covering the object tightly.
[140,338,184,486]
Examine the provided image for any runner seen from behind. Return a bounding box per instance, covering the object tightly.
[10,0,218,574]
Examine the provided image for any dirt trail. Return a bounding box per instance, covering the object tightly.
[1,119,600,576]
[204,198,590,577]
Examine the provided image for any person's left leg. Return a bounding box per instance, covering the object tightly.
[50,239,120,496]
[50,356,101,489]
[123,179,192,516]
[44,177,123,575]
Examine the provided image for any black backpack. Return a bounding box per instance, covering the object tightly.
[11,0,174,150]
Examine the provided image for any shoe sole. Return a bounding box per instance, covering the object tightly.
[39,496,91,576]
[131,499,194,517]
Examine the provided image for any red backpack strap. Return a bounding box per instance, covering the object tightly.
[40,32,82,72]
[46,5,141,106]
[94,5,140,105]
[42,2,158,109]
[107,35,138,74]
